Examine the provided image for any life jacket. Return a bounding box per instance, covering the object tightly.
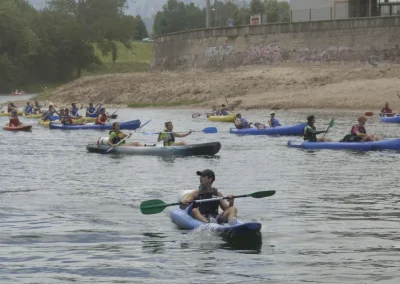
[303,124,317,141]
[61,115,73,125]
[95,113,108,124]
[9,117,20,127]
[109,130,125,144]
[24,105,33,114]
[270,118,281,127]
[193,186,219,216]
[381,106,392,114]
[220,110,229,116]
[351,124,366,135]
[159,130,175,146]
[71,107,79,116]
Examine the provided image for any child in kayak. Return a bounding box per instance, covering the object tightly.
[303,115,332,142]
[157,121,192,146]
[183,169,237,225]
[107,122,142,147]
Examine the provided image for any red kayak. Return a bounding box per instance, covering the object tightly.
[3,125,32,131]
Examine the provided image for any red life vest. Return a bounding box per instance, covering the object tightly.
[95,113,108,124]
[9,117,20,127]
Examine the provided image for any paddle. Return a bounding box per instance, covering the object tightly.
[140,190,276,215]
[105,119,152,154]
[143,127,218,135]
[322,118,334,138]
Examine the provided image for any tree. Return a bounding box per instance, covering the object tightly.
[264,0,290,23]
[134,15,149,40]
[250,0,264,15]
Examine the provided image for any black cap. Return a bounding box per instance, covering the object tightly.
[196,169,215,181]
[307,115,315,122]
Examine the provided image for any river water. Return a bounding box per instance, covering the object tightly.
[0,99,399,283]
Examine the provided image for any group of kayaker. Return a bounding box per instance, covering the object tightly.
[209,104,232,116]
[304,115,382,143]
[234,111,281,129]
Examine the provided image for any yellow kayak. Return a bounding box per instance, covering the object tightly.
[38,117,96,127]
[208,114,236,123]
[0,111,23,117]
[23,113,42,118]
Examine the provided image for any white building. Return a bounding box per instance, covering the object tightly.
[290,0,349,22]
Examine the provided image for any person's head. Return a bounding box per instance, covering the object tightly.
[100,107,105,113]
[112,122,120,130]
[385,102,389,107]
[307,115,315,126]
[89,102,93,106]
[358,115,367,125]
[34,100,39,105]
[63,108,68,115]
[270,111,275,117]
[72,103,76,107]
[236,113,242,119]
[49,105,54,110]
[196,169,215,186]
[212,106,216,111]
[26,101,30,105]
[165,121,173,131]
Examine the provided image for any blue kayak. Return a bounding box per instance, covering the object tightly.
[380,116,400,123]
[170,206,262,234]
[230,123,306,136]
[49,119,141,130]
[287,138,400,151]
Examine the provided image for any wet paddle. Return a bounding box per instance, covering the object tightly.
[104,119,152,154]
[143,127,218,135]
[140,190,276,215]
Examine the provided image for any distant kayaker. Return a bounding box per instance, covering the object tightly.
[23,101,33,115]
[33,101,42,114]
[71,103,82,117]
[380,102,394,117]
[350,116,382,142]
[157,121,192,146]
[41,105,60,121]
[8,110,22,127]
[303,115,332,142]
[7,102,17,113]
[86,102,96,116]
[269,111,281,127]
[234,113,252,129]
[220,104,229,116]
[95,108,108,125]
[61,108,73,125]
[183,169,237,225]
[107,122,143,147]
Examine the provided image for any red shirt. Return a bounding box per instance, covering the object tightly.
[9,117,20,127]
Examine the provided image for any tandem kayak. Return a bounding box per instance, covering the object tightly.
[208,114,236,123]
[49,119,141,130]
[230,123,306,136]
[380,116,400,123]
[287,139,400,151]
[0,111,23,117]
[86,142,222,156]
[3,125,32,131]
[170,206,262,234]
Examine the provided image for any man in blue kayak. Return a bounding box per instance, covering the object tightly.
[184,169,238,225]
[41,104,60,121]
[304,115,332,142]
[269,111,281,127]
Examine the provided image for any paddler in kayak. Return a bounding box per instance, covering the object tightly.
[380,102,394,117]
[7,110,22,127]
[86,102,96,117]
[33,100,42,114]
[23,101,33,115]
[345,116,382,142]
[234,113,252,129]
[269,111,281,127]
[41,105,60,121]
[304,115,332,142]
[183,169,237,225]
[71,103,82,117]
[157,121,192,146]
[220,104,230,116]
[7,102,18,113]
[95,108,108,125]
[107,122,143,147]
[60,108,74,125]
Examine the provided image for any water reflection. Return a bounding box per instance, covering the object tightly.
[141,232,166,254]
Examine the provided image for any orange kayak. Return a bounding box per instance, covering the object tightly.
[3,125,32,131]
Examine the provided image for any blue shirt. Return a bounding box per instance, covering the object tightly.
[270,118,281,127]
[71,107,79,116]
[24,105,33,114]
[220,110,229,116]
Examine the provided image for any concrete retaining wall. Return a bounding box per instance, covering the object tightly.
[151,16,400,71]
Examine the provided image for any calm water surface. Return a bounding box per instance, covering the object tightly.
[1,99,400,283]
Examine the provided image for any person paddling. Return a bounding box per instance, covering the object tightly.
[157,121,192,146]
[380,102,394,117]
[107,122,143,147]
[183,169,237,225]
[220,104,229,116]
[304,115,332,142]
[269,111,281,127]
[41,105,60,121]
[7,102,18,113]
[8,110,22,127]
[95,108,108,125]
[350,116,382,142]
[60,108,74,125]
[71,103,82,117]
[86,102,96,116]
[23,101,33,115]
[234,113,251,129]
[33,100,42,114]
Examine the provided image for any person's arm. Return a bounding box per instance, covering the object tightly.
[268,119,273,127]
[157,132,163,142]
[175,131,192,138]
[219,192,234,211]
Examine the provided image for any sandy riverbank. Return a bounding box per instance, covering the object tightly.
[25,63,400,112]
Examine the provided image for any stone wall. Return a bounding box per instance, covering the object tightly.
[151,16,400,71]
